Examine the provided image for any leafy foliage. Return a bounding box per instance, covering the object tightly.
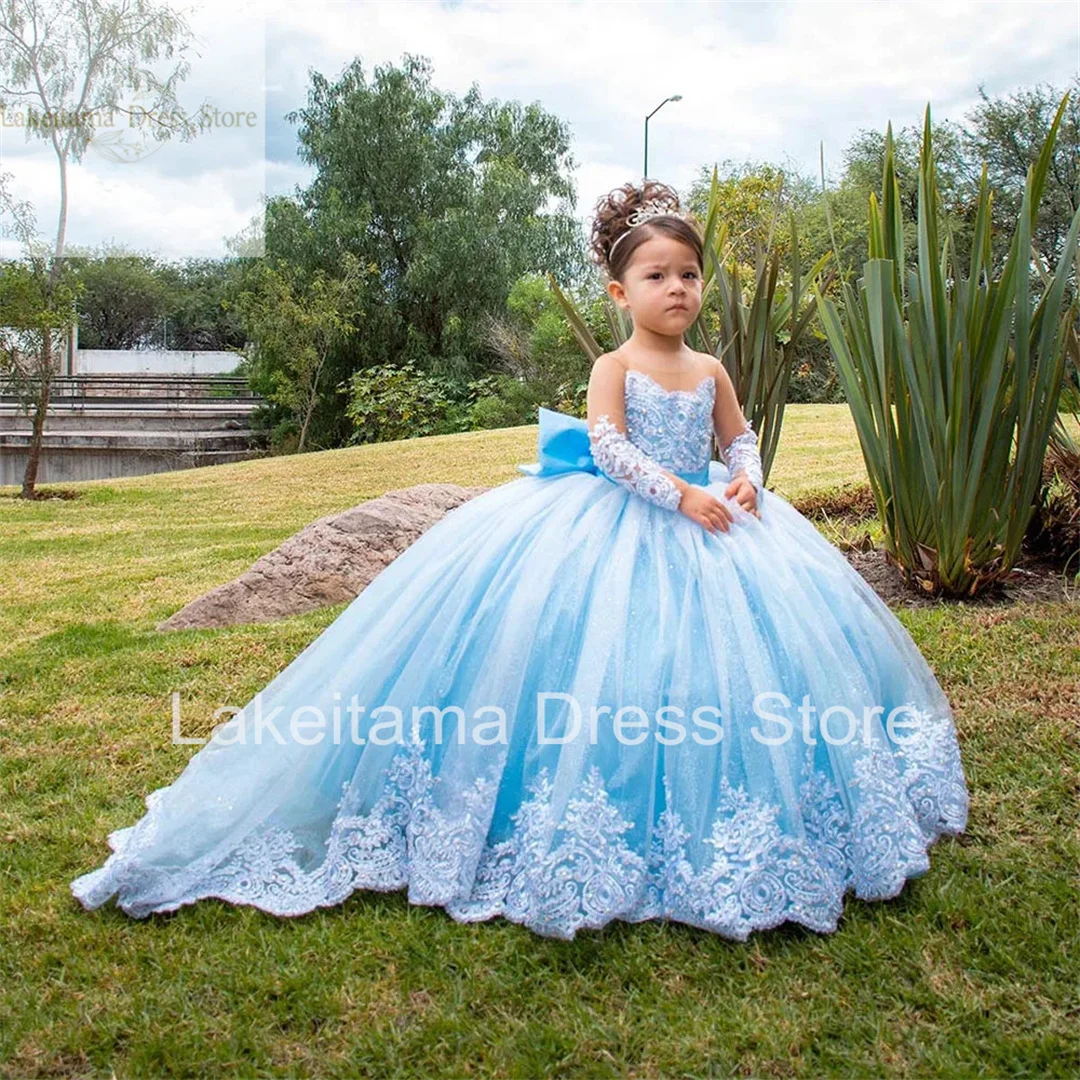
[229,254,365,453]
[265,54,587,448]
[341,361,461,444]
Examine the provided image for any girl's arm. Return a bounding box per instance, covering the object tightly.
[711,360,763,497]
[586,353,688,511]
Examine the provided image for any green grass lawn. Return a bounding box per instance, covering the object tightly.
[1,404,1078,1077]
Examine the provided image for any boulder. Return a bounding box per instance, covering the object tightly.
[156,482,490,631]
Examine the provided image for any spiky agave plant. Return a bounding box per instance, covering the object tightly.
[815,93,1080,596]
[695,167,833,494]
[1028,241,1080,577]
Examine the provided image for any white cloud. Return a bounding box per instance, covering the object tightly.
[2,0,1076,260]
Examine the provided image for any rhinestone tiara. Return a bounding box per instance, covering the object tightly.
[608,198,691,259]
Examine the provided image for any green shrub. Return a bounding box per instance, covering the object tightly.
[464,374,547,430]
[341,361,457,444]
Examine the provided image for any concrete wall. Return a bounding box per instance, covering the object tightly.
[0,441,259,485]
[75,350,243,375]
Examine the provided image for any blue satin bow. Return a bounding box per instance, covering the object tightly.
[516,408,598,478]
[517,407,713,487]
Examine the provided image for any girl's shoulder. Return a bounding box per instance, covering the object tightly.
[592,350,628,378]
[693,352,734,389]
[595,348,629,370]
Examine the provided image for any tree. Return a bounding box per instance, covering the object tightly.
[0,175,80,469]
[61,246,170,349]
[62,247,248,351]
[838,117,976,274]
[964,76,1080,269]
[837,78,1080,280]
[230,253,365,453]
[0,0,202,496]
[272,53,587,448]
[686,159,818,269]
[152,257,247,351]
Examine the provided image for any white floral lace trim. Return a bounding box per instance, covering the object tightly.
[71,705,969,941]
[588,415,683,511]
[721,423,763,495]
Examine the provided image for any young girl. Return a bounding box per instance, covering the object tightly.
[71,180,969,942]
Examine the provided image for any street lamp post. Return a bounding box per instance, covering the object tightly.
[644,94,682,178]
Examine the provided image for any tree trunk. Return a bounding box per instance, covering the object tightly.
[20,331,54,498]
[297,397,312,453]
[297,350,329,453]
[19,137,71,498]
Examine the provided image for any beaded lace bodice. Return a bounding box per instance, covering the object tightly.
[586,368,717,511]
[587,367,763,511]
[621,368,715,474]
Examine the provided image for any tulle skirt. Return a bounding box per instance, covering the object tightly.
[71,460,969,940]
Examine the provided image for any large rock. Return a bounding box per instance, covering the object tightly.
[157,482,491,631]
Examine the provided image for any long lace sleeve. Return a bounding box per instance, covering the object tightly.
[721,420,763,496]
[588,414,683,511]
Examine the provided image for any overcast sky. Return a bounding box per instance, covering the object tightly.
[1,0,1076,261]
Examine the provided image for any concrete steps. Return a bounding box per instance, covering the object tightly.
[11,374,258,400]
[0,401,259,433]
[0,430,256,451]
[1,372,267,485]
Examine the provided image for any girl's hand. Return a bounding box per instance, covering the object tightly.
[679,486,736,534]
[724,476,761,520]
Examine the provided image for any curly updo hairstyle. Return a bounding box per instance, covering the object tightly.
[588,179,704,284]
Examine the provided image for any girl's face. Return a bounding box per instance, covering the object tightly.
[608,233,703,336]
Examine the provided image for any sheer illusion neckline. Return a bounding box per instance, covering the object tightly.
[624,368,714,400]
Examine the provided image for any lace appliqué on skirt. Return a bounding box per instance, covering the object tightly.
[73,706,969,941]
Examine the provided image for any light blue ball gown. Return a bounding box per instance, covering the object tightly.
[71,368,970,941]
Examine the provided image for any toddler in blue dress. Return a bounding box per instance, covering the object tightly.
[71,181,969,941]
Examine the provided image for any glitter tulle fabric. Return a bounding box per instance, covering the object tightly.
[71,368,970,940]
